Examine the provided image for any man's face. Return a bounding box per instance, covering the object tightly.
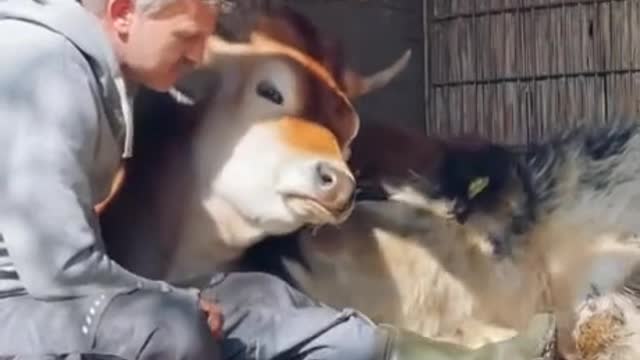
[114,0,217,91]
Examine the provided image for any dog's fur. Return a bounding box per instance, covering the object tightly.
[433,119,640,360]
[243,122,640,359]
[422,120,640,256]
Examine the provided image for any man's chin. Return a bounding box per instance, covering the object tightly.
[145,78,176,93]
[135,70,179,93]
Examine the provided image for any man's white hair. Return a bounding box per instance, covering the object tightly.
[135,0,233,14]
[81,0,234,16]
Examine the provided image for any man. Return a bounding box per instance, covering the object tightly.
[0,0,557,359]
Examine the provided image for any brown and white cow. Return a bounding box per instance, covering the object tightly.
[97,6,412,286]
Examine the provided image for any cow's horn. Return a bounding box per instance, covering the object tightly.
[344,49,412,98]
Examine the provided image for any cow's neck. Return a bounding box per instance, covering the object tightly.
[164,111,272,283]
[170,194,268,280]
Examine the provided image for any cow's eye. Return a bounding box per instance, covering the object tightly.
[256,80,284,105]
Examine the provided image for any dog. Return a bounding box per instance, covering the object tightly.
[242,120,640,359]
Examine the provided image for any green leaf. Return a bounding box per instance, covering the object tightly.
[468,177,489,199]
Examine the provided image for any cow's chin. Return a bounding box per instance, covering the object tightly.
[283,194,354,227]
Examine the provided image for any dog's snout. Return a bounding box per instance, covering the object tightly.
[313,161,355,211]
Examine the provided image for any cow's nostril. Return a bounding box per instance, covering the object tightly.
[316,162,337,188]
[311,161,355,212]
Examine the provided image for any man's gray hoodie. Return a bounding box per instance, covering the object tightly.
[0,0,194,300]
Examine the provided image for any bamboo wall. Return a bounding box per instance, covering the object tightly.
[425,0,640,144]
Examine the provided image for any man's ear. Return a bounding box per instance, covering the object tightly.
[107,0,134,36]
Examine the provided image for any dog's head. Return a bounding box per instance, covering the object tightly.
[345,125,530,255]
[426,139,540,258]
[346,127,520,224]
[436,140,517,224]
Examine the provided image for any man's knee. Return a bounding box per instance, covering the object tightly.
[203,272,317,309]
[201,272,388,360]
[310,312,387,360]
[96,289,221,360]
[140,291,221,359]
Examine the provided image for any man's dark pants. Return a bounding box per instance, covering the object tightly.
[0,272,388,360]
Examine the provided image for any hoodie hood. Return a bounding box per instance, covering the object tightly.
[0,0,134,157]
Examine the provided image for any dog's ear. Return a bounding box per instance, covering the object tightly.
[440,142,515,205]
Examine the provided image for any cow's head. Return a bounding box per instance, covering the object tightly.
[172,7,411,240]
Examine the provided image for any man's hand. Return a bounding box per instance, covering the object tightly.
[199,297,224,339]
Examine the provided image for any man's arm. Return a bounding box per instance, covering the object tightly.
[0,29,193,300]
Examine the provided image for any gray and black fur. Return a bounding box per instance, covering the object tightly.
[435,118,640,257]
